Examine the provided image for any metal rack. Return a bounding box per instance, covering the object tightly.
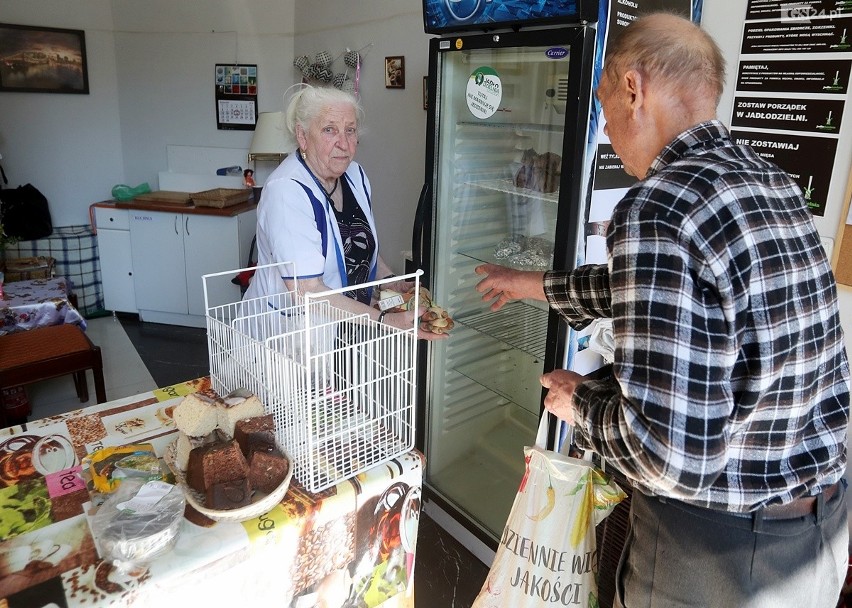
[456,301,549,360]
[203,264,421,493]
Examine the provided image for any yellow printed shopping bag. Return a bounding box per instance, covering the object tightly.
[473,420,626,608]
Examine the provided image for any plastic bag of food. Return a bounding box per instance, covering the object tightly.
[91,478,185,573]
[472,419,626,608]
[84,443,167,494]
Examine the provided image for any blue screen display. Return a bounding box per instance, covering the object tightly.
[423,0,586,33]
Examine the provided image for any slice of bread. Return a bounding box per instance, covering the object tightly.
[175,430,222,470]
[173,393,219,436]
[217,394,266,437]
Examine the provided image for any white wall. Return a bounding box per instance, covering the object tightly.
[293,0,428,273]
[0,0,123,227]
[0,0,296,228]
[0,0,422,273]
[110,0,295,188]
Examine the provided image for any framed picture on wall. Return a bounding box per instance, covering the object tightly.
[0,23,89,94]
[385,56,405,89]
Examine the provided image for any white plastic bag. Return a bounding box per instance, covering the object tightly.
[473,418,626,608]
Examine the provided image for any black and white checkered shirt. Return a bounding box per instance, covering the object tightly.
[545,120,849,512]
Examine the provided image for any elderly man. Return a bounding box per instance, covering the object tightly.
[476,12,849,608]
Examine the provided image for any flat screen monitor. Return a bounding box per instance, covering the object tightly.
[423,0,598,34]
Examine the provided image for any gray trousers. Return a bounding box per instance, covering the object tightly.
[615,482,848,608]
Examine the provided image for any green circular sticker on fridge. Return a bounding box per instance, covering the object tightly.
[466,66,502,119]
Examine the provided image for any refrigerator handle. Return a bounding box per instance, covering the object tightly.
[411,183,430,287]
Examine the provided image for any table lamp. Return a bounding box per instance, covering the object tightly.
[248,112,288,198]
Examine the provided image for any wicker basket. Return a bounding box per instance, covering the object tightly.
[3,256,55,282]
[191,188,252,208]
[164,439,293,522]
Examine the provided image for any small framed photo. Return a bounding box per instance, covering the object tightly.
[0,23,89,94]
[385,56,405,89]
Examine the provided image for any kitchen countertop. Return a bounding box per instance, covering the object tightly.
[92,198,257,218]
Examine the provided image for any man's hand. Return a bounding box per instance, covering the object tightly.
[540,369,584,425]
[474,264,546,311]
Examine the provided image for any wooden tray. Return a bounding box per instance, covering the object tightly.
[191,188,252,209]
[126,191,193,206]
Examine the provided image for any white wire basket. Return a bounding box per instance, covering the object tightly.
[203,262,421,493]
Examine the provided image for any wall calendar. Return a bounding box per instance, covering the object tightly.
[215,63,258,130]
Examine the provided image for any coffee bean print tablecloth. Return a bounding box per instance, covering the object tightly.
[0,377,421,607]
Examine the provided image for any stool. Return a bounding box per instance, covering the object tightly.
[0,324,107,409]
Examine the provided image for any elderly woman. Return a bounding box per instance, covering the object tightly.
[244,85,434,336]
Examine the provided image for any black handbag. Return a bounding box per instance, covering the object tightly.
[0,184,53,241]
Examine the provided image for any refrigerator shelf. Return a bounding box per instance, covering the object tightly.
[457,120,565,134]
[454,349,544,415]
[457,245,555,271]
[455,302,548,360]
[463,178,559,203]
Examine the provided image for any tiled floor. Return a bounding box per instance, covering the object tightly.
[22,314,489,607]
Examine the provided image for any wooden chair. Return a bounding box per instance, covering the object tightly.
[0,324,107,412]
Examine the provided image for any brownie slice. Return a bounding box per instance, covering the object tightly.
[248,449,289,494]
[185,439,248,493]
[233,414,275,457]
[207,477,252,510]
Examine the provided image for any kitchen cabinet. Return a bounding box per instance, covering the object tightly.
[128,207,256,327]
[94,206,137,313]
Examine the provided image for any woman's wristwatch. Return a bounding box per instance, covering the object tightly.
[377,310,388,323]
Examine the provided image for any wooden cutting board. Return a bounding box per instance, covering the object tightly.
[127,191,193,205]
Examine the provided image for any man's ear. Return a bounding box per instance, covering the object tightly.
[623,69,645,116]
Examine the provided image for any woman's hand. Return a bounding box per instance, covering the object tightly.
[382,308,416,331]
[380,278,418,296]
[417,327,449,341]
[382,309,448,341]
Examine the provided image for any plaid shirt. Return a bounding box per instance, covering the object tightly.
[545,120,849,512]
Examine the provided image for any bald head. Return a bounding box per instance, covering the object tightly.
[604,12,726,110]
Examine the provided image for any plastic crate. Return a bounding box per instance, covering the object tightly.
[203,263,421,493]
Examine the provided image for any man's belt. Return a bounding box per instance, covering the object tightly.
[760,480,840,520]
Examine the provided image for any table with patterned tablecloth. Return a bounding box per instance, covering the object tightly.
[0,277,86,336]
[0,377,421,607]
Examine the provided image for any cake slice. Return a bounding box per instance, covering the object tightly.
[234,413,275,456]
[217,394,265,437]
[207,477,252,510]
[185,439,249,494]
[173,393,220,436]
[248,448,289,494]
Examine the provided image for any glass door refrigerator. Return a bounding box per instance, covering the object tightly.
[413,4,601,560]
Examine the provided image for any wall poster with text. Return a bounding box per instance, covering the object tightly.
[732,5,852,219]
